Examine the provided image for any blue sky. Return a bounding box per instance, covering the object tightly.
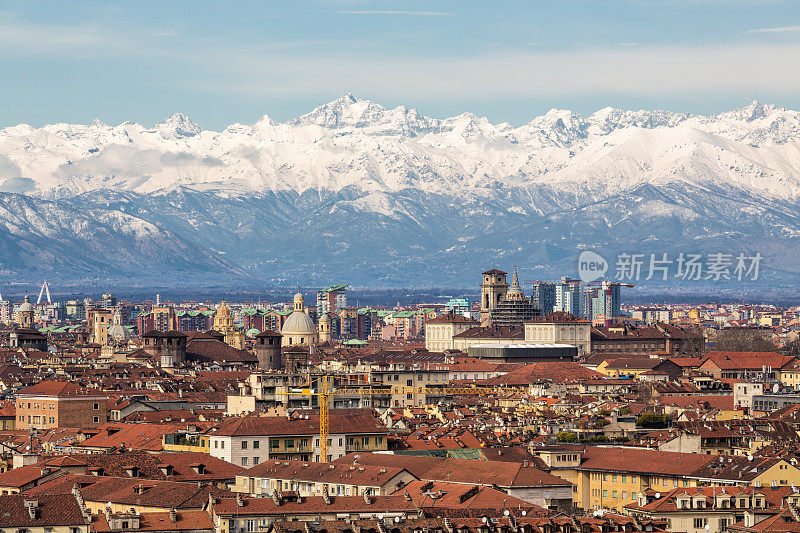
[1,0,800,129]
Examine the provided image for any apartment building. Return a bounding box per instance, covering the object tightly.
[15,381,108,430]
[233,460,416,497]
[208,410,391,466]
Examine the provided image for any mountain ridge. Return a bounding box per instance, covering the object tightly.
[1,96,800,289]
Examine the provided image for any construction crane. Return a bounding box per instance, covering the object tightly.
[286,376,529,462]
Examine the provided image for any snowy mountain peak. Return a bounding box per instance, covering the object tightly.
[724,100,779,122]
[154,112,202,139]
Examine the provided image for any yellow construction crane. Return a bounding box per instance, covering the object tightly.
[287,376,529,461]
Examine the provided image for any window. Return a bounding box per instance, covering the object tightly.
[242,441,248,450]
[241,457,248,466]
[612,491,617,498]
[719,519,729,532]
[694,518,706,529]
[603,490,608,498]
[93,402,100,410]
[622,475,626,483]
[253,440,259,449]
[93,416,99,423]
[214,440,218,449]
[362,437,369,448]
[622,492,627,500]
[612,475,617,482]
[221,441,225,449]
[253,457,259,465]
[285,439,294,448]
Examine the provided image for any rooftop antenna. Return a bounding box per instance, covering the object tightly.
[36,280,51,305]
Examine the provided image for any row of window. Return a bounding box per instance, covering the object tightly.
[17,401,100,410]
[593,489,631,500]
[215,436,385,451]
[591,472,690,488]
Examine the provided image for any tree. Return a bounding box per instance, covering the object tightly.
[783,340,800,357]
[556,431,578,443]
[636,413,670,428]
[710,328,779,353]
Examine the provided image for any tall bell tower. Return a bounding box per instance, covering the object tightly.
[480,269,509,326]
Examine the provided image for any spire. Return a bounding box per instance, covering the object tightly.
[506,265,524,300]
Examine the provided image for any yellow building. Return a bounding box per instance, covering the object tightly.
[534,447,800,512]
[162,432,211,453]
[214,302,245,349]
[780,359,800,388]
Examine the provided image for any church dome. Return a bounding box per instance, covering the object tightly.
[282,311,316,336]
[17,295,34,313]
[107,323,131,343]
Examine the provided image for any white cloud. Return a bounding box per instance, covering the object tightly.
[746,25,800,33]
[200,42,800,102]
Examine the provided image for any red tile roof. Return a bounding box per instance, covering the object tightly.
[92,509,213,532]
[0,493,86,528]
[481,362,604,385]
[212,410,388,437]
[334,453,571,488]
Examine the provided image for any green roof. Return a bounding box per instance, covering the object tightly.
[245,328,261,337]
[318,284,348,293]
[343,339,368,346]
[393,311,414,318]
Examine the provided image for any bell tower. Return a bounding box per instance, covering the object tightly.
[480,269,508,326]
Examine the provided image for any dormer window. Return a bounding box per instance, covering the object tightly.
[124,466,139,478]
[160,465,174,476]
[191,463,205,474]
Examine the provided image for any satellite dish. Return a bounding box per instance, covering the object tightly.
[504,510,510,517]
[521,511,527,517]
[394,517,400,524]
[482,517,488,523]
[655,493,661,499]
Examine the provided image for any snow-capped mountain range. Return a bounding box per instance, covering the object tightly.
[1,95,800,289]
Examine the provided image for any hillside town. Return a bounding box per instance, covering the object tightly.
[1,270,800,533]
